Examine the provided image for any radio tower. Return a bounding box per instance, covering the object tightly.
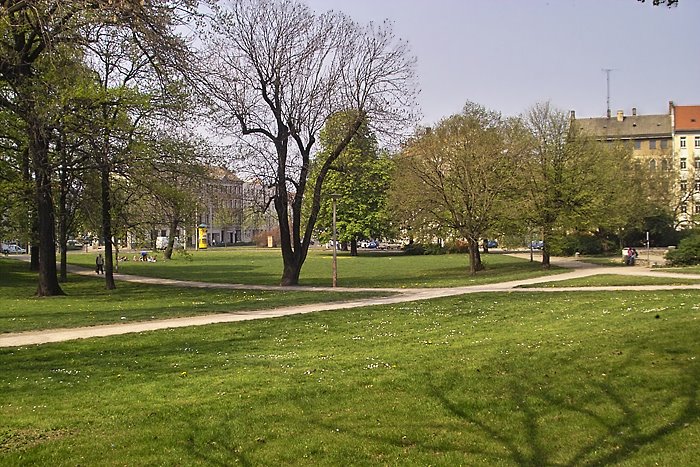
[602,68,614,118]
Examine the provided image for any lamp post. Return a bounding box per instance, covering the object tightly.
[329,193,341,287]
[646,231,650,267]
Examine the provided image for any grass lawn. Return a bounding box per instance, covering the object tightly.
[0,259,386,334]
[65,248,566,288]
[518,274,700,288]
[1,290,698,465]
[660,265,700,275]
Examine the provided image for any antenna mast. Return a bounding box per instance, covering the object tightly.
[602,68,614,117]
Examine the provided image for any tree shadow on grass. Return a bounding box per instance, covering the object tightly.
[428,360,699,466]
[295,355,699,465]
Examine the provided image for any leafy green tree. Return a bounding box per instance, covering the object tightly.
[520,102,630,268]
[143,135,208,260]
[311,112,393,256]
[391,102,525,274]
[666,232,700,265]
[0,0,200,295]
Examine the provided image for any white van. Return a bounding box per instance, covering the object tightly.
[156,237,181,250]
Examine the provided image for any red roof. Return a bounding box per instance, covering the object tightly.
[674,105,700,131]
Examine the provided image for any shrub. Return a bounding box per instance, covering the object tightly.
[445,240,469,254]
[550,233,604,256]
[402,243,446,255]
[665,234,700,266]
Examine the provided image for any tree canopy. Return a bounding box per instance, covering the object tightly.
[392,102,526,274]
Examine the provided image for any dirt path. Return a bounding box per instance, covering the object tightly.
[3,255,699,348]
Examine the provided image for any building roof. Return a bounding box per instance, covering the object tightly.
[674,105,700,132]
[209,166,242,184]
[576,113,672,139]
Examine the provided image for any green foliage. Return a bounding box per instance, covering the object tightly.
[665,233,700,266]
[549,232,606,255]
[392,102,527,273]
[402,242,446,255]
[312,112,394,247]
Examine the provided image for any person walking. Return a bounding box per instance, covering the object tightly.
[96,253,105,274]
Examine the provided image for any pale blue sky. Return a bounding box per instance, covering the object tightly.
[306,0,699,125]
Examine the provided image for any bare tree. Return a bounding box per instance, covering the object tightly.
[199,0,417,285]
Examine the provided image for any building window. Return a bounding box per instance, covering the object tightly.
[661,139,668,149]
[696,136,700,148]
[649,159,656,171]
[695,205,700,214]
[681,158,687,169]
[681,136,687,148]
[681,203,688,213]
[649,140,657,149]
[634,140,641,149]
[696,157,700,169]
[681,180,688,192]
[662,159,669,171]
[695,180,700,192]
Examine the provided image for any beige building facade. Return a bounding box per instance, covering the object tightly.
[576,102,700,228]
[671,104,700,225]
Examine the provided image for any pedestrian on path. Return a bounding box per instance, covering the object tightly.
[96,253,104,274]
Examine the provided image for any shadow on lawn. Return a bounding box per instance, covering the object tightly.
[428,362,699,466]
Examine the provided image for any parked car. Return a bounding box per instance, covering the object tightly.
[530,240,544,250]
[487,240,498,248]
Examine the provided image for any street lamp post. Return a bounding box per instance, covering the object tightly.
[330,193,341,287]
[646,231,650,267]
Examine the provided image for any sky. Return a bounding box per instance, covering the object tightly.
[305,0,699,126]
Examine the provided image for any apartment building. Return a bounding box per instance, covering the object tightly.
[575,102,700,228]
[671,104,700,224]
[575,106,673,171]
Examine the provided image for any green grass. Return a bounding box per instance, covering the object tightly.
[519,274,700,288]
[1,290,698,465]
[0,259,386,333]
[66,248,565,288]
[660,265,700,274]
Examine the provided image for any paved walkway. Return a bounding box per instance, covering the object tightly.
[3,254,700,348]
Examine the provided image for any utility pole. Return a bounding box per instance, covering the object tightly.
[329,193,341,287]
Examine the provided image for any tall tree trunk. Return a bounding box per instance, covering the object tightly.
[164,218,179,260]
[278,197,301,286]
[541,232,551,269]
[350,238,358,256]
[58,161,68,282]
[21,147,40,272]
[467,238,484,275]
[28,211,40,272]
[31,124,64,296]
[101,163,116,289]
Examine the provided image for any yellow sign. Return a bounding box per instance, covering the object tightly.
[198,225,208,249]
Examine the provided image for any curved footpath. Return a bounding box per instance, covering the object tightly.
[3,254,700,348]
